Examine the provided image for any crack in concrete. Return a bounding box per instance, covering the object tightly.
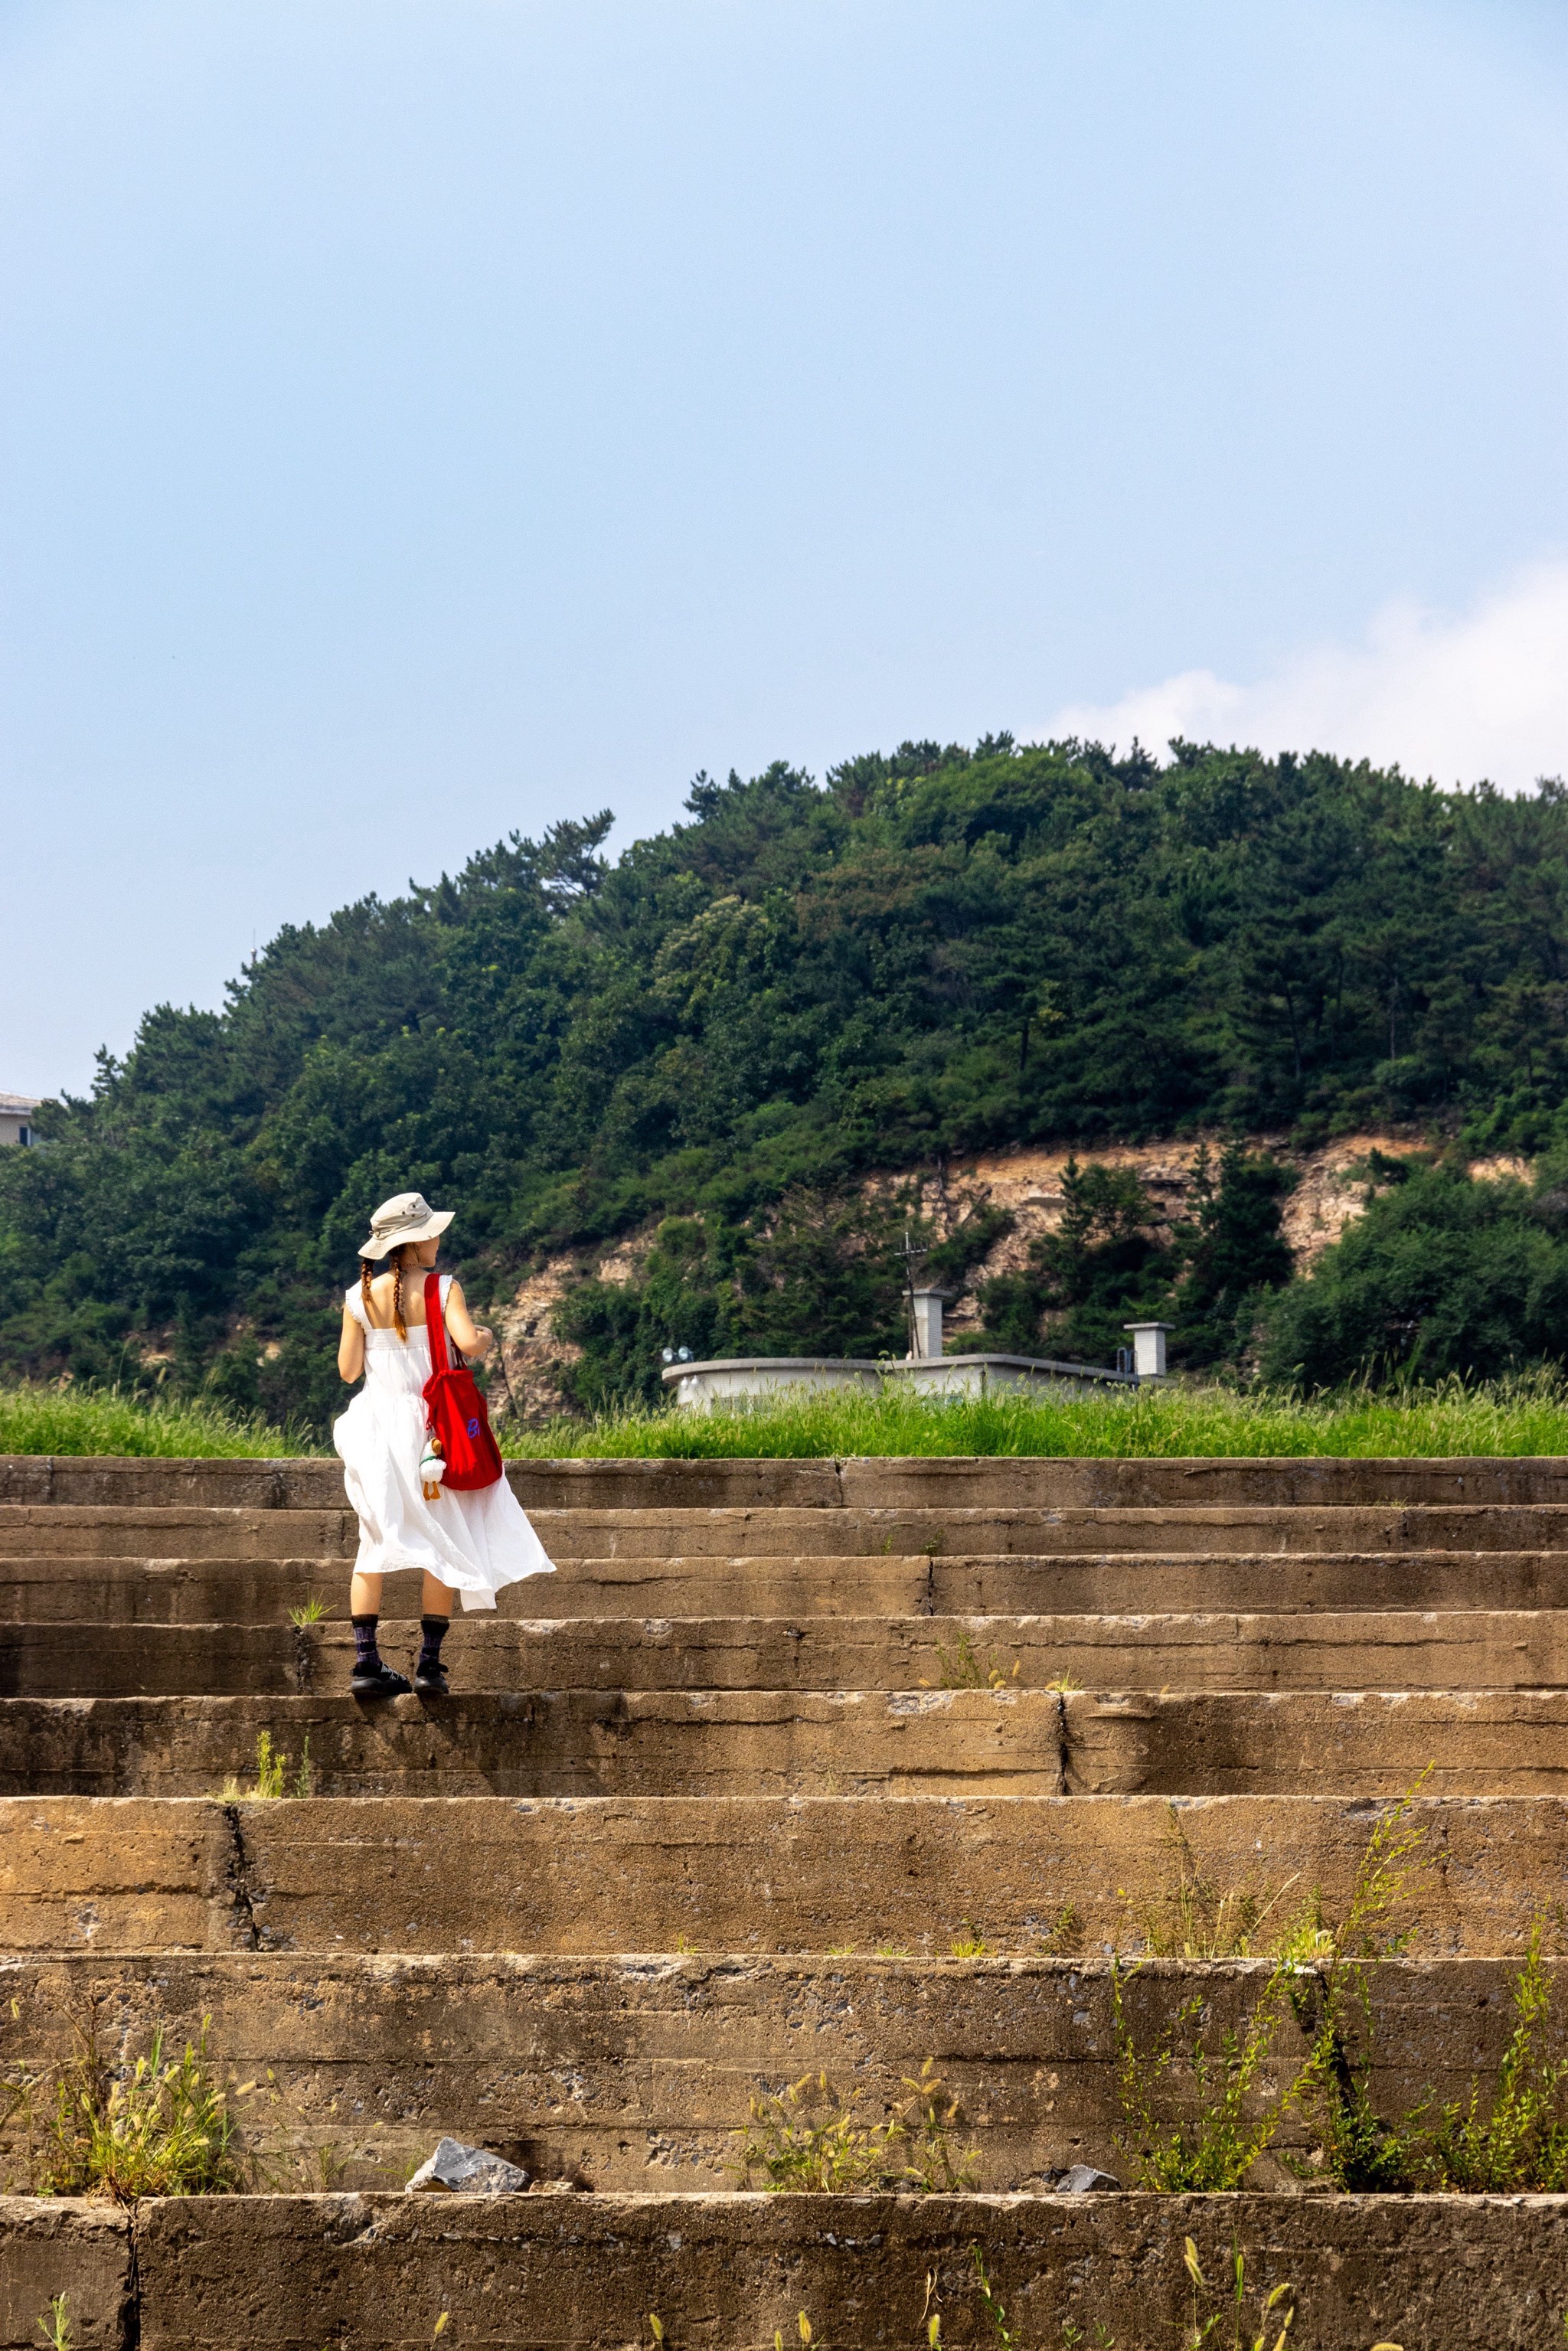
[120,2206,142,2351]
[292,1624,315,1693]
[1054,1689,1072,1796]
[221,1804,263,1951]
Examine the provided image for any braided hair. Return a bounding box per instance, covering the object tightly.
[359,1243,417,1340]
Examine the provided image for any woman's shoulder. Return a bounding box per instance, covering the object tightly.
[342,1285,370,1329]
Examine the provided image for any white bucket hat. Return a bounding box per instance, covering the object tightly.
[358,1190,454,1262]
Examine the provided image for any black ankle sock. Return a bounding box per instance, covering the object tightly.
[351,1614,382,1672]
[417,1615,449,1673]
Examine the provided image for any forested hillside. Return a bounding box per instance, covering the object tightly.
[5,735,1568,1426]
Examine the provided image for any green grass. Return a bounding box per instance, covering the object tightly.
[0,1380,317,1458]
[498,1373,1568,1460]
[6,1370,1568,1460]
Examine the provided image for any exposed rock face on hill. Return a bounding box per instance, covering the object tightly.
[495,1134,1525,1421]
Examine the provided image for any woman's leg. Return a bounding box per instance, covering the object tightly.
[414,1574,456,1691]
[350,1569,383,1618]
[348,1569,410,1695]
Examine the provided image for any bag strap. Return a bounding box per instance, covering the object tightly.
[423,1272,450,1375]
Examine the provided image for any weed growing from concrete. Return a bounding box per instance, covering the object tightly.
[4,2011,250,2200]
[1181,2238,1295,2351]
[950,1923,988,1958]
[1114,1781,1433,2192]
[920,1630,1021,1691]
[1424,1921,1568,2190]
[288,1595,328,1626]
[34,2295,70,2351]
[734,2062,978,2192]
[1132,1809,1304,1960]
[217,1729,313,1801]
[1035,1904,1082,1955]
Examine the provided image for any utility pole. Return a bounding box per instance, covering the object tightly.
[899,1226,928,1360]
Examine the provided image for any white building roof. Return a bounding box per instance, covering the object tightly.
[0,1095,41,1115]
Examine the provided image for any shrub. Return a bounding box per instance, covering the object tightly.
[1259,1161,1568,1387]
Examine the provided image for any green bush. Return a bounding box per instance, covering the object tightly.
[1259,1160,1568,1387]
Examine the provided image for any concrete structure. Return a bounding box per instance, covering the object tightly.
[0,1092,39,1147]
[655,1355,884,1408]
[660,1282,1139,1408]
[1,1448,1566,2341]
[1123,1318,1173,1377]
[909,1283,949,1358]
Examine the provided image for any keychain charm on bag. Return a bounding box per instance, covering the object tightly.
[420,1434,446,1501]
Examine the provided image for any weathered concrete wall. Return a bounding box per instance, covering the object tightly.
[0,1794,1560,1956]
[8,1452,1568,1510]
[6,1608,1568,1701]
[0,2200,131,2351]
[123,2192,1568,2349]
[14,1546,1568,1626]
[2,1678,1566,1796]
[7,2191,1568,2351]
[0,1951,1549,2193]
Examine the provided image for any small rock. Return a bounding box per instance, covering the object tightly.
[405,2137,531,2196]
[1056,2164,1120,2194]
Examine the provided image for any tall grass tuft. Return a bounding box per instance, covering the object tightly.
[5,2013,251,2200]
[498,1369,1568,1461]
[0,1380,311,1458]
[8,1366,1568,1461]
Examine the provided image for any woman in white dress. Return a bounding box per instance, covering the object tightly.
[334,1190,556,1698]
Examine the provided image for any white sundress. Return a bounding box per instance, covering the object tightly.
[332,1276,557,1611]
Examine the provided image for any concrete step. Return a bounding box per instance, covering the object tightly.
[0,1685,1557,1795]
[15,1549,1568,1622]
[15,1448,1568,1504]
[0,1793,1558,1955]
[0,1690,1076,1797]
[10,1448,1568,1507]
[15,1499,1568,1561]
[13,1610,1568,1700]
[0,1949,1542,2195]
[17,2189,1565,2350]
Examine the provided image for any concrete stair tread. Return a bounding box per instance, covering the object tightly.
[18,1499,1568,1561]
[0,1946,1544,2196]
[1,1790,1563,1954]
[14,1607,1568,1702]
[17,2189,1568,2351]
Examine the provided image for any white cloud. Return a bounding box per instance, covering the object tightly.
[1036,560,1568,791]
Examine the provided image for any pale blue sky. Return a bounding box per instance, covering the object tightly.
[5,0,1568,1094]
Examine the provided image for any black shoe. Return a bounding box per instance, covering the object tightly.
[413,1659,449,1696]
[351,1661,412,1700]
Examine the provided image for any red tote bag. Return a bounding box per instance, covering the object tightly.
[420,1272,504,1491]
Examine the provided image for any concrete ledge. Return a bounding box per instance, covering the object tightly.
[9,1609,1568,1700]
[0,1951,1553,2193]
[117,2192,1568,2349]
[15,1548,1568,1624]
[0,2199,131,2351]
[2,1793,1563,1955]
[17,1499,1568,1563]
[11,1452,1568,1507]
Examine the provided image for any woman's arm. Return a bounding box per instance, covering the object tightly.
[443,1278,494,1362]
[338,1305,366,1383]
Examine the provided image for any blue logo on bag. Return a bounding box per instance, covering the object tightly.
[467,1417,479,1438]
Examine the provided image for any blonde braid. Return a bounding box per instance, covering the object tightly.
[359,1259,376,1322]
